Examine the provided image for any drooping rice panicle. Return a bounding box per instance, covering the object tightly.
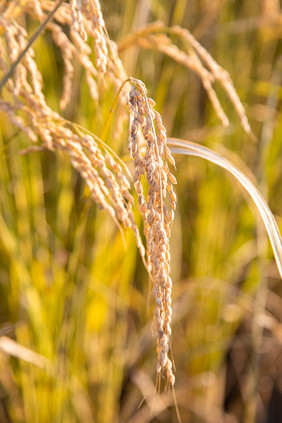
[128,78,177,385]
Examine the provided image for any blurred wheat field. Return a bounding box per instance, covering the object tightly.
[0,1,282,422]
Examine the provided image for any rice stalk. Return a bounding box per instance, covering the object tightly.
[128,78,177,384]
[118,21,253,136]
[0,1,281,406]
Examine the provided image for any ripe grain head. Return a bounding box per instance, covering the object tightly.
[128,78,177,385]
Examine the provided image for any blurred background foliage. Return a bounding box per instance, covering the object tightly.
[1,0,282,422]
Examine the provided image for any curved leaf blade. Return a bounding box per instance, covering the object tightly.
[167,137,282,279]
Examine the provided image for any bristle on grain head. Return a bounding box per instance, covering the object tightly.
[128,78,177,385]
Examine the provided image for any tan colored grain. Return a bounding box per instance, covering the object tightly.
[171,25,251,134]
[119,22,252,134]
[0,0,255,390]
[128,78,176,385]
[70,0,87,41]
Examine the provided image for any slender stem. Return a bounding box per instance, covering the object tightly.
[0,0,65,92]
[100,77,131,141]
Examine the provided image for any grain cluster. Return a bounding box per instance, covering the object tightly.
[0,0,253,388]
[118,21,252,135]
[128,78,177,385]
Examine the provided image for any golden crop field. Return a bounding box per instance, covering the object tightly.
[0,1,282,422]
